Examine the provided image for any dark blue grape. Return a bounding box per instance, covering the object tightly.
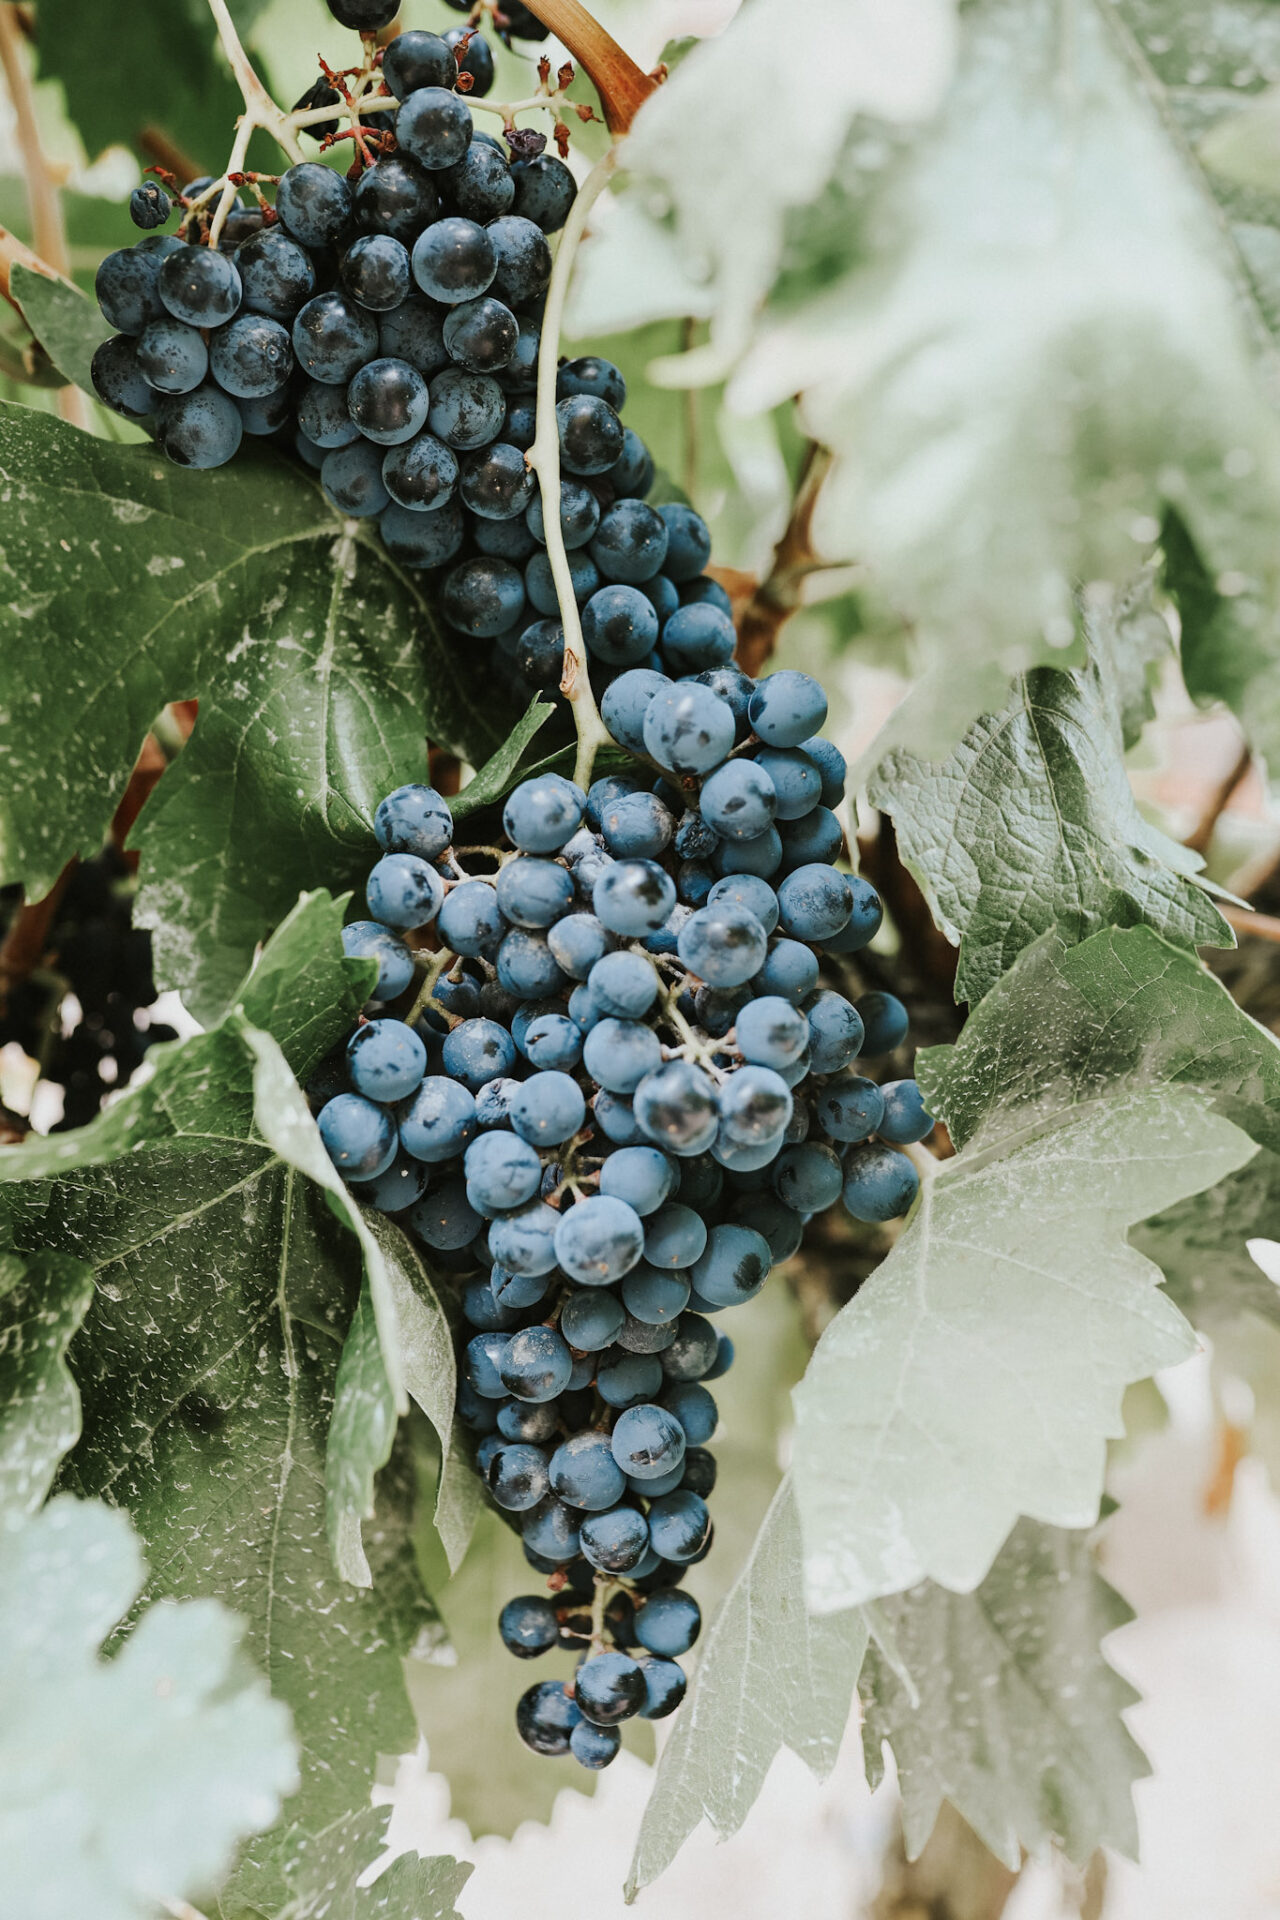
[318,1092,397,1178]
[643,1203,707,1269]
[442,294,518,373]
[354,155,441,240]
[500,1594,559,1657]
[527,480,600,551]
[441,554,527,635]
[600,668,670,756]
[412,216,498,305]
[642,682,735,776]
[347,1017,427,1100]
[347,356,430,444]
[427,365,506,447]
[90,335,155,418]
[633,1060,719,1157]
[442,139,514,221]
[459,441,536,518]
[381,431,459,510]
[647,1490,710,1563]
[158,245,242,326]
[509,152,577,232]
[609,427,656,500]
[292,291,378,383]
[580,1506,650,1574]
[876,1079,934,1145]
[657,503,712,582]
[582,585,659,667]
[575,1649,646,1725]
[582,1017,663,1095]
[555,1194,645,1284]
[383,29,458,96]
[516,1679,581,1755]
[137,318,208,394]
[843,1144,920,1222]
[156,387,243,468]
[680,574,733,614]
[209,313,292,397]
[236,229,315,320]
[593,860,676,938]
[504,772,585,852]
[397,86,474,171]
[496,856,574,928]
[556,393,623,475]
[341,233,412,311]
[557,357,626,411]
[660,1314,718,1382]
[379,498,465,565]
[590,499,668,585]
[611,1403,686,1480]
[130,182,171,229]
[662,603,736,673]
[95,237,181,333]
[856,990,909,1055]
[276,163,353,248]
[321,437,390,516]
[446,25,496,96]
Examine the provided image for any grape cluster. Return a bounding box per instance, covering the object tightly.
[312,640,932,1767]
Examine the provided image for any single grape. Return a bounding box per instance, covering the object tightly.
[495,857,574,930]
[95,238,180,333]
[526,480,599,552]
[748,669,829,748]
[637,1656,687,1719]
[397,86,474,171]
[575,1649,646,1726]
[554,1193,645,1284]
[459,441,536,519]
[522,1013,582,1071]
[570,1719,621,1770]
[610,427,657,500]
[341,233,412,312]
[236,229,315,320]
[500,1325,573,1402]
[504,772,585,853]
[753,746,822,821]
[556,393,623,475]
[351,1149,431,1214]
[346,1017,427,1101]
[441,554,527,635]
[642,682,736,776]
[662,1380,718,1445]
[318,1092,397,1179]
[516,1679,581,1755]
[548,1431,626,1511]
[633,1060,720,1157]
[508,1069,585,1145]
[345,356,430,444]
[598,1351,664,1408]
[681,574,733,614]
[662,603,736,673]
[582,1017,663,1096]
[158,245,242,326]
[276,163,353,248]
[499,1594,560,1657]
[156,387,243,468]
[622,1264,691,1326]
[321,438,390,516]
[327,0,398,25]
[341,919,413,998]
[366,852,445,930]
[546,912,610,979]
[643,1203,707,1270]
[600,668,670,757]
[688,1223,770,1309]
[708,873,779,935]
[579,1506,650,1574]
[427,365,506,448]
[354,155,441,241]
[876,1079,934,1145]
[647,1490,711,1564]
[774,863,853,943]
[557,357,627,409]
[137,318,208,394]
[442,294,518,375]
[588,951,659,1020]
[581,585,659,668]
[209,312,292,398]
[292,291,379,384]
[463,1129,542,1211]
[442,140,515,222]
[593,861,677,938]
[855,990,909,1055]
[660,1314,719,1383]
[90,335,155,418]
[713,826,783,879]
[380,498,466,565]
[842,1144,920,1222]
[383,29,458,96]
[805,989,864,1073]
[610,1403,686,1480]
[487,1441,550,1511]
[130,182,171,229]
[779,805,844,870]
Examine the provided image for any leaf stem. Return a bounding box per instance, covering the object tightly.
[528,142,618,794]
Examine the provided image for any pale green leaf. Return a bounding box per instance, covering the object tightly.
[11,264,110,395]
[862,1519,1144,1868]
[626,1476,868,1901]
[732,0,1280,752]
[0,1250,93,1525]
[431,1421,483,1579]
[0,907,453,1914]
[0,404,503,1022]
[0,1495,297,1920]
[584,0,955,377]
[793,928,1275,1613]
[871,594,1231,1004]
[326,1282,398,1592]
[274,1806,471,1920]
[1136,1148,1280,1333]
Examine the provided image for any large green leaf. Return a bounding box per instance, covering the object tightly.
[0,1249,93,1526]
[0,1495,297,1920]
[871,593,1231,1003]
[729,0,1280,754]
[37,0,261,172]
[792,928,1279,1614]
[626,1477,868,1902]
[861,1518,1145,1869]
[0,899,456,1914]
[0,404,503,1022]
[573,0,956,373]
[274,1807,471,1920]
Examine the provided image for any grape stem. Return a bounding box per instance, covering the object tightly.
[206,0,306,164]
[528,142,619,794]
[518,0,658,134]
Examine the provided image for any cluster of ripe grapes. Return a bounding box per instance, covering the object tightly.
[311,648,930,1767]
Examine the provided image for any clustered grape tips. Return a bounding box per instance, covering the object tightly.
[315,646,930,1766]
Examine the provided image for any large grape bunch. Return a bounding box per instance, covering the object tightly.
[311,619,932,1769]
[89,10,729,705]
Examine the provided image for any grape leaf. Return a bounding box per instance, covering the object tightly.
[10,264,110,396]
[861,1518,1144,1869]
[0,1249,93,1524]
[626,1476,869,1902]
[1137,1149,1280,1334]
[574,0,956,374]
[870,593,1231,1004]
[792,927,1278,1614]
[37,0,258,172]
[729,0,1280,755]
[0,902,456,1914]
[0,1494,297,1920]
[238,888,378,1078]
[271,1807,471,1920]
[0,403,504,1023]
[450,694,557,821]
